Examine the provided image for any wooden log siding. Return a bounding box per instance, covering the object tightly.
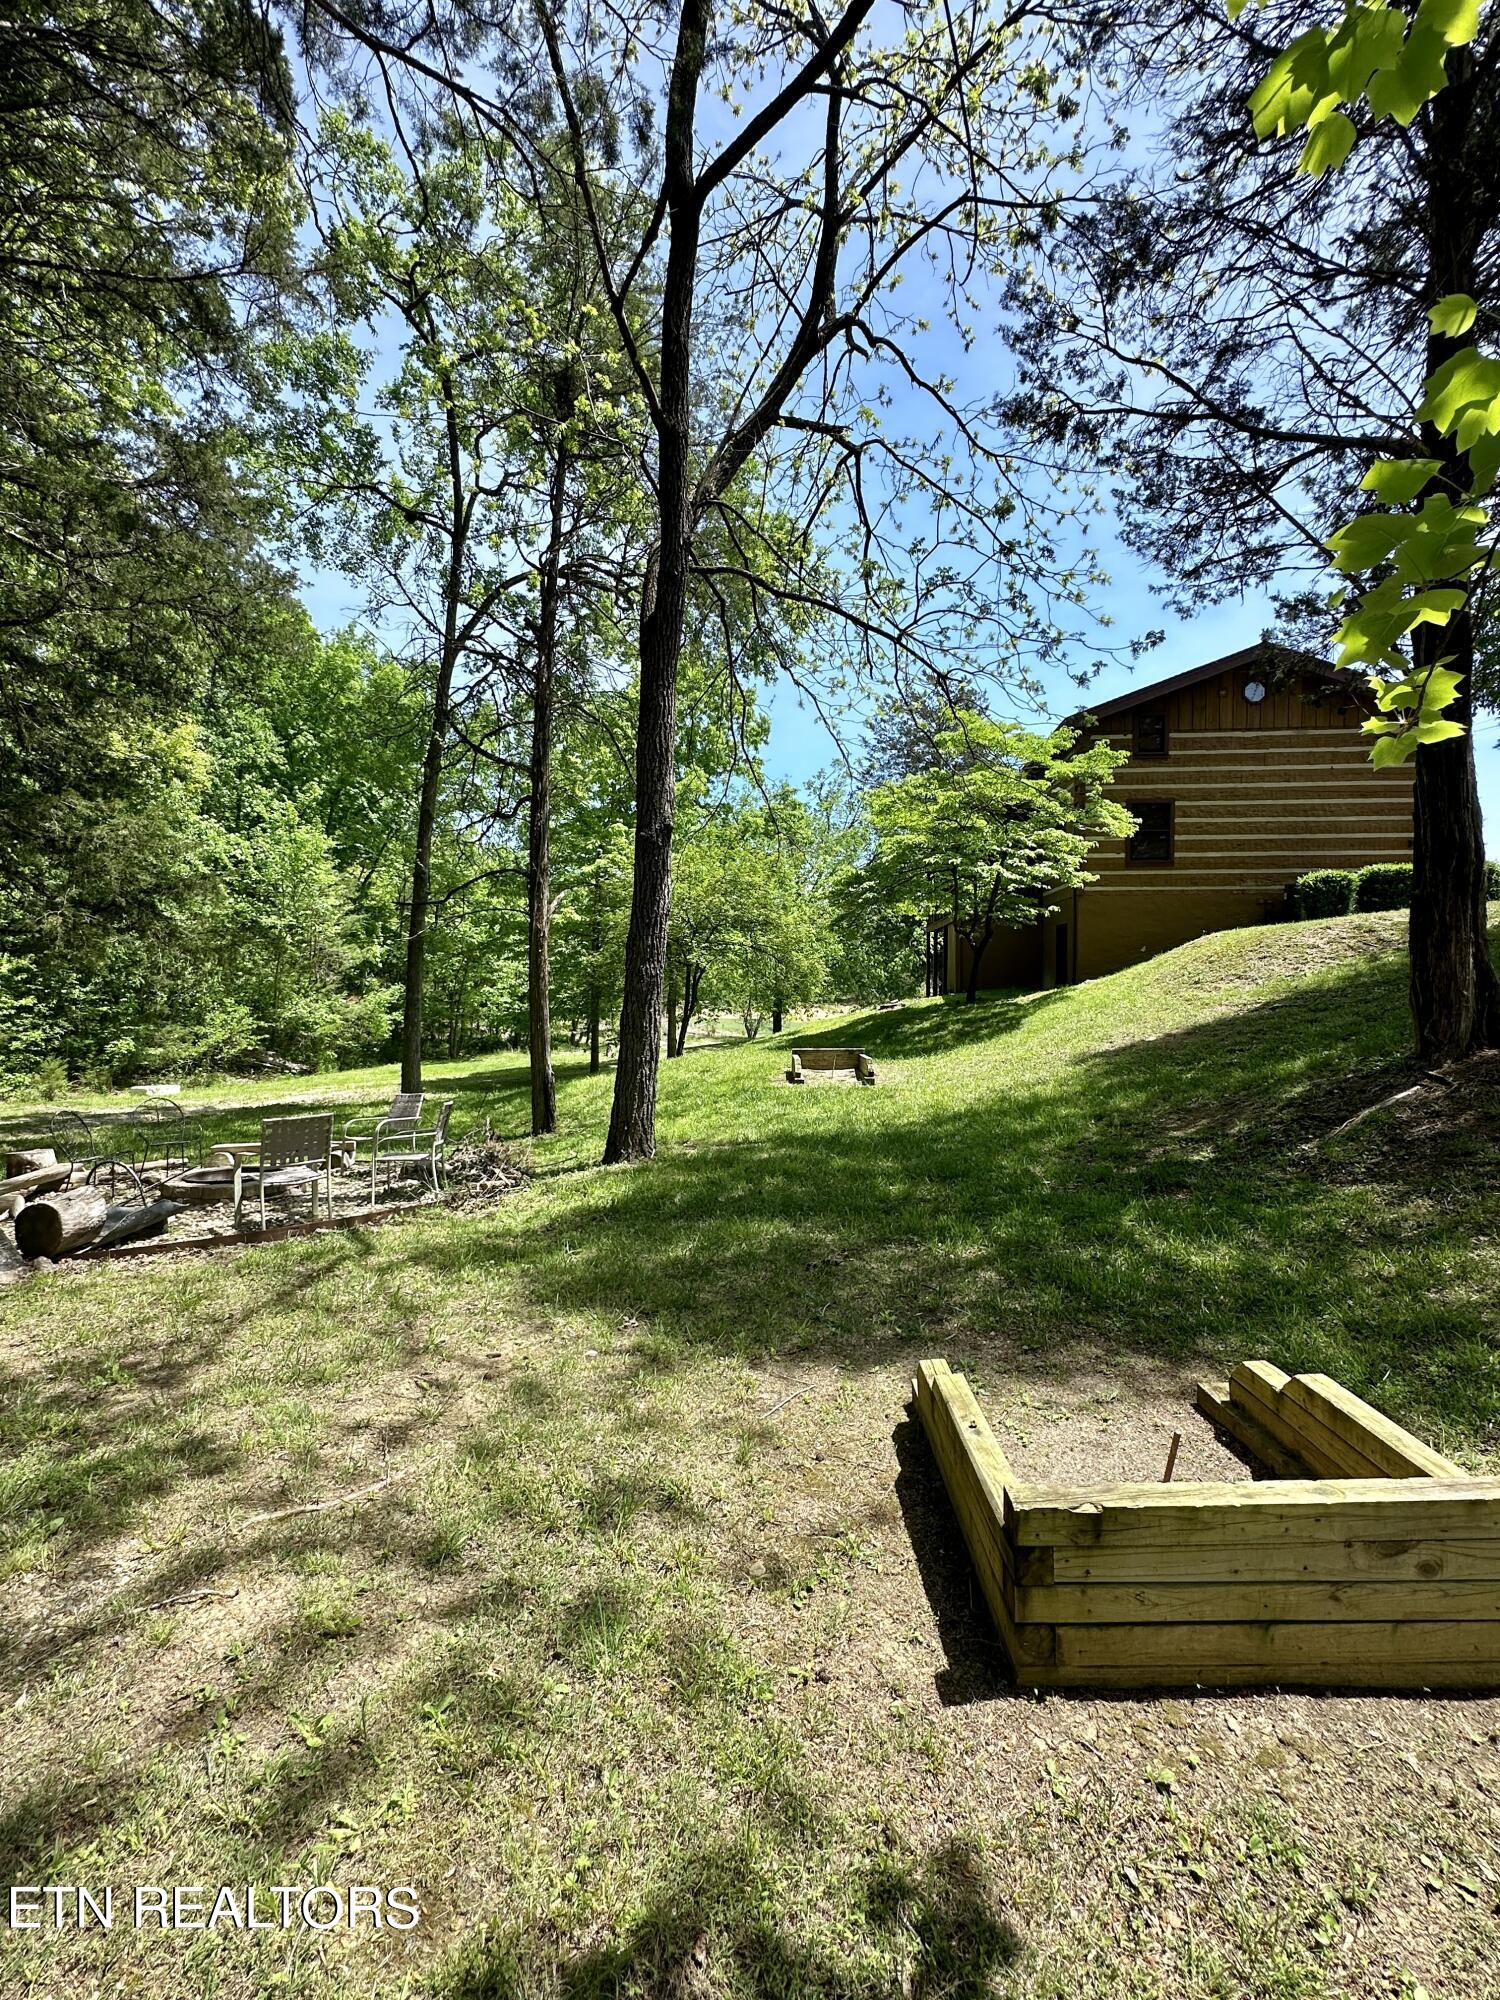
[914,1357,1500,1689]
[950,659,1418,991]
[1092,702,1414,895]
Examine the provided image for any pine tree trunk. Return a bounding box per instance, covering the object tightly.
[528,443,568,1137]
[400,702,448,1093]
[602,3,706,1164]
[400,404,468,1094]
[1409,51,1500,1061]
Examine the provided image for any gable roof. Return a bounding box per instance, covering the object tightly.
[1074,643,1350,724]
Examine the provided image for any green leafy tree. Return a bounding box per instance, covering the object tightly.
[305,0,1118,1162]
[868,714,1132,1004]
[1004,0,1499,1060]
[1239,0,1500,1057]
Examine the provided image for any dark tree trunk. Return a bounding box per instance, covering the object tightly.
[588,988,600,1074]
[771,1002,783,1034]
[603,4,706,1163]
[400,672,452,1092]
[527,444,569,1137]
[400,403,468,1094]
[963,928,991,1005]
[1409,51,1500,1061]
[674,963,702,1057]
[665,962,681,1060]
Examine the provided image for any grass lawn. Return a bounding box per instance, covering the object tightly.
[2,909,1498,1998]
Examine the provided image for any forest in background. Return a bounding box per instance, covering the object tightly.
[5,0,1496,1139]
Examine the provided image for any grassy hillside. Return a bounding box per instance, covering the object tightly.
[2,911,1498,1999]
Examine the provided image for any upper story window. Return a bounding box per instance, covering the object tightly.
[1127,800,1174,865]
[1133,709,1169,757]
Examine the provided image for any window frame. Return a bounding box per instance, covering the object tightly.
[1126,799,1174,867]
[1132,709,1170,758]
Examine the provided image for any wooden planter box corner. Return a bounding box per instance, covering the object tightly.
[914,1357,1500,1690]
[786,1046,876,1085]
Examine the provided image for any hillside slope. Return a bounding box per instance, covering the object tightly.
[2,911,1498,2000]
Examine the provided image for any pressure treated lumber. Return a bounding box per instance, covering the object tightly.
[1016,1578,1500,1623]
[1228,1362,1361,1477]
[1053,1618,1500,1676]
[914,1355,1500,1689]
[786,1046,877,1085]
[913,1360,1050,1670]
[1195,1380,1307,1477]
[1011,1480,1500,1547]
[1049,1538,1500,1585]
[1282,1373,1463,1479]
[14,1187,107,1258]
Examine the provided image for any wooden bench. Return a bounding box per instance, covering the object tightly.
[914,1357,1500,1690]
[786,1046,876,1086]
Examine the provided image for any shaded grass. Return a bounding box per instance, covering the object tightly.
[0,909,1497,1998]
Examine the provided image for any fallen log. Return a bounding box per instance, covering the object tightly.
[6,1147,57,1177]
[90,1199,184,1252]
[15,1187,107,1259]
[0,1162,72,1201]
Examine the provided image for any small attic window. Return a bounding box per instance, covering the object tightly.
[1133,710,1168,757]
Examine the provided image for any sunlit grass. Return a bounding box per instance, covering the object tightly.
[0,908,1497,1997]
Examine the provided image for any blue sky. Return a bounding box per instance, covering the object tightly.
[297,45,1500,856]
[760,560,1500,856]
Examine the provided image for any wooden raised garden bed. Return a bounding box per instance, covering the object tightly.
[786,1046,876,1085]
[914,1357,1500,1690]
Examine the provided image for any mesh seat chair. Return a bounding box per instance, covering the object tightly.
[341,1091,425,1169]
[370,1098,454,1201]
[233,1114,334,1228]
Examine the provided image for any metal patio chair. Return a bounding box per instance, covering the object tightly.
[341,1091,425,1170]
[129,1098,196,1181]
[233,1113,334,1228]
[43,1108,146,1203]
[369,1098,453,1201]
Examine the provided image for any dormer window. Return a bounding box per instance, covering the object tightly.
[1133,710,1169,757]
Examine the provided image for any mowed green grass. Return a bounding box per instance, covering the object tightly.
[1,910,1497,1999]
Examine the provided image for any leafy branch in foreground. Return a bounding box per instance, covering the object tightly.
[1243,0,1498,764]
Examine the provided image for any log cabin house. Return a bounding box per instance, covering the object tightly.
[926,645,1415,993]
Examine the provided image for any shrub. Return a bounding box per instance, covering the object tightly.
[28,1056,71,1101]
[1289,869,1356,920]
[1487,860,1500,900]
[1353,863,1414,912]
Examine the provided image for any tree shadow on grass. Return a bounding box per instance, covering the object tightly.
[403,946,1496,1445]
[788,989,1066,1061]
[433,1833,1023,2000]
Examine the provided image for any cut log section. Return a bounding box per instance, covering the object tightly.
[6,1147,57,1177]
[14,1187,108,1259]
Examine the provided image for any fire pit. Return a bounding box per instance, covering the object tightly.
[161,1166,237,1206]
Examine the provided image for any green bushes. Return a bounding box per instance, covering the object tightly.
[1291,859,1500,921]
[1353,863,1414,912]
[1288,870,1357,920]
